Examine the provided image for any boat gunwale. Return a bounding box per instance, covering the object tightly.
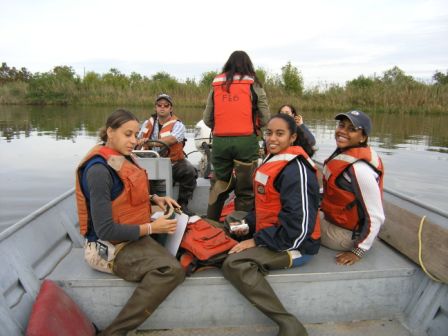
[0,188,75,242]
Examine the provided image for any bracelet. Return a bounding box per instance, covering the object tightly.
[146,223,152,236]
[150,194,158,202]
[351,247,366,258]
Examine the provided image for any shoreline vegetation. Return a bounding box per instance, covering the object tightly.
[1,62,447,114]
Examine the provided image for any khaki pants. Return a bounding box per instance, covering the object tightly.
[319,211,355,251]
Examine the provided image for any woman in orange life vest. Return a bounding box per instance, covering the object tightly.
[75,109,185,336]
[320,110,385,266]
[202,50,271,221]
[221,113,321,336]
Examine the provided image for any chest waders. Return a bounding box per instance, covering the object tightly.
[207,159,258,220]
[222,247,308,336]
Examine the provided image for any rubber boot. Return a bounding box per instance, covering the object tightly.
[99,238,185,336]
[234,160,258,212]
[222,250,308,336]
[206,176,235,221]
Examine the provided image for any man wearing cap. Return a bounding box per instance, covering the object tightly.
[320,110,385,265]
[138,94,197,215]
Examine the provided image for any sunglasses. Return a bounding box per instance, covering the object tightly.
[156,103,171,108]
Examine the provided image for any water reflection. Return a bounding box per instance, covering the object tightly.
[1,105,448,230]
[1,106,448,151]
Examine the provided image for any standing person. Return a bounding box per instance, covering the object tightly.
[203,50,270,220]
[278,104,316,155]
[222,114,321,336]
[320,110,385,266]
[138,93,198,216]
[75,109,185,335]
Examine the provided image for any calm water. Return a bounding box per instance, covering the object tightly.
[1,105,448,231]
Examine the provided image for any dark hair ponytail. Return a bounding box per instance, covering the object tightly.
[99,108,139,143]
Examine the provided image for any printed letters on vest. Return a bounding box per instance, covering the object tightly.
[212,73,255,136]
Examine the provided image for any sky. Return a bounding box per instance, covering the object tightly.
[1,0,447,87]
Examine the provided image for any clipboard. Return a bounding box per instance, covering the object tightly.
[150,211,189,256]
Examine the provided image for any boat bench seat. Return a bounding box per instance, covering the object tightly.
[48,240,418,330]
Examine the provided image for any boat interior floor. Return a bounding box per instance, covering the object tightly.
[131,319,413,336]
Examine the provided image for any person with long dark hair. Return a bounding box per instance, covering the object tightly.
[222,113,320,336]
[278,104,316,156]
[75,109,185,335]
[320,110,385,265]
[203,50,270,220]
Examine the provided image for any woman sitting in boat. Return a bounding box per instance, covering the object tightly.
[75,109,185,336]
[278,104,316,156]
[320,110,385,266]
[222,113,321,336]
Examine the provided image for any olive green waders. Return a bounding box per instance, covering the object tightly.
[207,135,259,220]
[207,159,258,220]
[99,236,185,336]
[222,247,308,336]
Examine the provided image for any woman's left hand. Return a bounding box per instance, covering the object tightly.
[152,195,179,212]
[335,251,360,266]
[228,239,256,254]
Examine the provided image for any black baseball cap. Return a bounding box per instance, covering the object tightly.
[155,93,173,106]
[335,110,372,135]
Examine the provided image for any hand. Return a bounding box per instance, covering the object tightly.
[151,217,177,234]
[294,115,303,126]
[152,195,180,212]
[229,221,249,236]
[335,251,360,265]
[228,239,256,254]
[135,138,146,150]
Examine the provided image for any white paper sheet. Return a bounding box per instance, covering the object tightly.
[151,211,189,256]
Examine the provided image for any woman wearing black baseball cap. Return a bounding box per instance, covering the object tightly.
[320,110,385,265]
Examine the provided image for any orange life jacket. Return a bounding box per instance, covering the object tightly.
[212,73,255,136]
[179,216,237,274]
[140,116,185,162]
[75,145,151,236]
[321,146,384,231]
[254,146,320,240]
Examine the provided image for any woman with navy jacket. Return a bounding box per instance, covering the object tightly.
[222,113,321,336]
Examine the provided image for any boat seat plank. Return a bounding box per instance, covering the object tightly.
[48,240,418,329]
[49,240,416,284]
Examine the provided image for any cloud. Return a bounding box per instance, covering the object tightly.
[1,0,447,86]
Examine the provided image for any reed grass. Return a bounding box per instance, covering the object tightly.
[1,72,447,114]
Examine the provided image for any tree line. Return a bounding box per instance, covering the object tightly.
[1,61,447,113]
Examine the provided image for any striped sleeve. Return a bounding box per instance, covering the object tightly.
[170,121,186,143]
[253,158,319,251]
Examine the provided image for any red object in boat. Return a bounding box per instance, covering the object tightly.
[26,279,95,336]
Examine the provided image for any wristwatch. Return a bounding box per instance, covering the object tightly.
[351,247,366,258]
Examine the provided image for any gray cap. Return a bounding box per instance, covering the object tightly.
[155,93,173,105]
[335,110,372,135]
